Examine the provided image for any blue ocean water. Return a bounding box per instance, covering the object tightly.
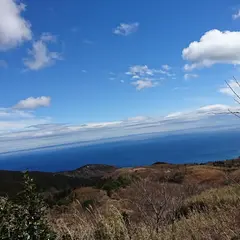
[0,129,240,172]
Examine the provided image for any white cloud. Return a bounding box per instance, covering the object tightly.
[132,79,158,90]
[40,32,56,42]
[165,112,183,119]
[0,0,32,51]
[0,108,34,119]
[219,80,240,97]
[184,73,199,80]
[197,104,230,113]
[162,64,171,71]
[23,33,61,70]
[0,108,50,133]
[120,80,124,83]
[126,65,154,76]
[126,65,175,78]
[166,104,239,121]
[125,65,175,90]
[1,104,240,155]
[127,116,148,122]
[182,29,240,71]
[13,96,51,110]
[0,60,8,68]
[82,70,87,73]
[233,9,240,20]
[113,22,139,36]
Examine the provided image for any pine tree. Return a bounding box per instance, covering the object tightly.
[0,172,56,240]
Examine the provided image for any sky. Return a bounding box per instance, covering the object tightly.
[1,0,240,154]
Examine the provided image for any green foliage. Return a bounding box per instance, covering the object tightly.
[46,188,75,207]
[0,172,56,240]
[101,176,133,196]
[82,199,95,210]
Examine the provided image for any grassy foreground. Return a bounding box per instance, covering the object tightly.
[1,161,240,239]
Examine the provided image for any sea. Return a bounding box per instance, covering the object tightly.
[0,129,240,172]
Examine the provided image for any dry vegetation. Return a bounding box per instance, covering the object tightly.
[46,162,240,240]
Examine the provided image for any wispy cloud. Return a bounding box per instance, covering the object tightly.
[125,65,175,90]
[0,0,32,51]
[233,9,240,20]
[113,22,139,36]
[162,64,171,71]
[184,73,199,80]
[23,33,62,71]
[0,104,240,155]
[182,29,240,71]
[0,108,50,133]
[132,79,158,90]
[219,80,240,97]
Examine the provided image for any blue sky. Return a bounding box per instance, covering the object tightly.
[1,0,240,153]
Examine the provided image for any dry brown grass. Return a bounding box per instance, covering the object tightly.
[183,166,226,185]
[48,182,240,239]
[47,162,240,240]
[230,169,240,183]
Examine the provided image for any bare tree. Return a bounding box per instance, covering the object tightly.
[226,76,240,118]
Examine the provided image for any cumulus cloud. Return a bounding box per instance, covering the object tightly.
[184,73,199,80]
[113,22,139,36]
[182,29,240,71]
[23,33,61,70]
[132,79,158,90]
[0,0,32,51]
[13,96,51,110]
[233,9,240,20]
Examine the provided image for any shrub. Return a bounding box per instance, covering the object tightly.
[94,206,130,240]
[101,176,133,197]
[168,171,185,184]
[82,199,95,210]
[0,172,56,240]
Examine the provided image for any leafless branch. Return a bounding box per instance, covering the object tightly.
[225,79,240,101]
[228,109,240,119]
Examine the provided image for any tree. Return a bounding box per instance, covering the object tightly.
[0,172,56,240]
